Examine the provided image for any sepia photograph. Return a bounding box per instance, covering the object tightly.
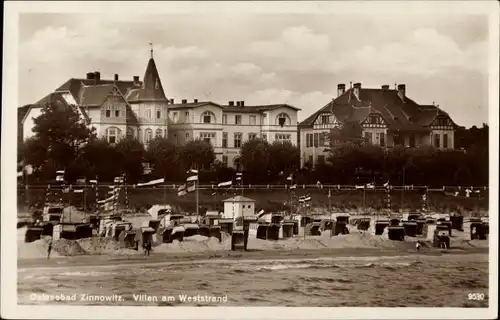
[2,1,498,319]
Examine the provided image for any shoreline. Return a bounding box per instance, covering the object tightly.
[18,246,488,269]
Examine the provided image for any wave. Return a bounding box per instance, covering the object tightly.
[241,260,422,272]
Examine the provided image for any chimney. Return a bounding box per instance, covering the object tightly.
[182,99,187,104]
[397,84,406,100]
[94,71,101,84]
[337,83,346,97]
[229,101,234,106]
[170,99,175,104]
[236,101,241,107]
[381,84,390,90]
[133,76,140,86]
[240,101,245,107]
[86,72,95,80]
[194,99,198,103]
[114,74,119,81]
[353,82,361,100]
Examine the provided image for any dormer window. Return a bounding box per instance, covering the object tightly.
[321,115,329,124]
[277,113,290,127]
[369,115,382,124]
[201,111,215,124]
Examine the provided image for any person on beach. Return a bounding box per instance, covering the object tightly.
[416,240,421,252]
[146,241,152,256]
[47,240,53,260]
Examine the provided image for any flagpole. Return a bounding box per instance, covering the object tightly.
[163,174,166,206]
[195,165,199,217]
[83,184,87,221]
[69,187,72,223]
[401,166,405,211]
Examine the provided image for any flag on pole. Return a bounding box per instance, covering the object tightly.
[73,189,84,194]
[366,182,375,189]
[290,184,297,190]
[187,169,199,174]
[218,181,232,187]
[235,172,243,182]
[89,180,97,184]
[298,196,305,203]
[383,181,389,188]
[186,175,198,182]
[304,194,312,202]
[136,178,164,187]
[287,174,293,181]
[355,185,365,190]
[328,190,331,198]
[186,181,196,193]
[177,184,187,197]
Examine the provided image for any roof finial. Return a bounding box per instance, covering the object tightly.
[149,41,154,59]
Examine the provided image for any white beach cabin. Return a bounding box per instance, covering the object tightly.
[222,196,256,220]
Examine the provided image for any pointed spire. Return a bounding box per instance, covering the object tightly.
[149,41,154,59]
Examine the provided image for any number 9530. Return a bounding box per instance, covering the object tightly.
[468,293,485,301]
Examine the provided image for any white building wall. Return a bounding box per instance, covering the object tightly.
[222,201,255,219]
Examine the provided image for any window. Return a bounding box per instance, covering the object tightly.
[222,132,228,148]
[369,115,382,124]
[222,155,228,167]
[137,128,142,143]
[434,134,440,148]
[276,134,291,141]
[222,115,227,124]
[202,111,214,124]
[235,115,242,125]
[250,115,256,125]
[185,132,190,141]
[364,132,373,144]
[249,133,257,140]
[306,133,313,148]
[147,108,152,119]
[156,109,161,119]
[185,112,190,123]
[277,113,289,127]
[313,133,319,147]
[321,115,329,124]
[379,132,385,147]
[308,155,313,164]
[115,110,120,117]
[318,155,325,165]
[106,110,111,117]
[145,129,153,144]
[443,134,448,148]
[106,127,119,144]
[319,132,325,146]
[436,117,449,126]
[126,128,134,139]
[172,112,178,123]
[155,129,162,138]
[200,132,216,145]
[234,133,242,148]
[409,135,415,147]
[155,79,159,89]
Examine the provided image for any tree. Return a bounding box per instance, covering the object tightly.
[239,138,271,183]
[115,137,145,182]
[146,137,180,180]
[20,137,47,172]
[78,138,120,182]
[268,140,300,180]
[180,138,215,170]
[31,103,96,171]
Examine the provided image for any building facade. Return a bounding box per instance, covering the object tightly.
[298,83,457,168]
[222,196,256,219]
[20,49,300,169]
[167,100,299,168]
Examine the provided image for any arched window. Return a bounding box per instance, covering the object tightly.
[145,128,153,144]
[106,127,121,144]
[155,129,162,138]
[200,111,216,124]
[276,113,291,127]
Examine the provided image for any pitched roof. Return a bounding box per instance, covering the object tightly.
[222,195,256,202]
[78,84,116,106]
[298,87,453,132]
[56,78,139,98]
[222,103,301,112]
[168,101,223,110]
[126,58,168,102]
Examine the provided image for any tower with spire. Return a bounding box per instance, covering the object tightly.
[125,43,169,146]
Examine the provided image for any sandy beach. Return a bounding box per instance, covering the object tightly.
[17,225,489,307]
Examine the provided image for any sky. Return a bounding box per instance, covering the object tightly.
[18,11,490,128]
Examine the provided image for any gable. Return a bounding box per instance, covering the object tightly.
[313,112,341,127]
[430,115,453,127]
[361,113,387,127]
